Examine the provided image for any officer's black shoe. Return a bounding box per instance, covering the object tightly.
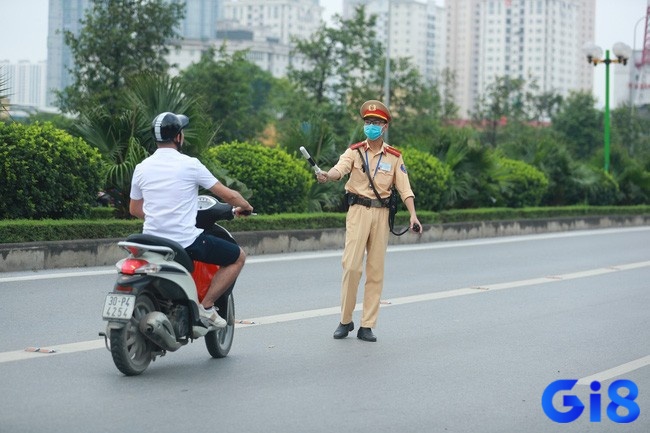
[357,327,377,342]
[333,322,354,339]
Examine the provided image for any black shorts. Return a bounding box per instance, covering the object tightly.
[184,232,241,266]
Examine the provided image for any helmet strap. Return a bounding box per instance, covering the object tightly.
[173,133,183,152]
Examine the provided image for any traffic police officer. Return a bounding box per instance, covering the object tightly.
[316,100,422,342]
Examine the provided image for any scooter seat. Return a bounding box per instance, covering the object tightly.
[125,234,194,272]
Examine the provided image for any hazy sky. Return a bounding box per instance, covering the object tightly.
[1,0,647,106]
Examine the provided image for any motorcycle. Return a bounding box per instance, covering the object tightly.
[100,195,241,376]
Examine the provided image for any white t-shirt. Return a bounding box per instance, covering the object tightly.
[130,148,218,247]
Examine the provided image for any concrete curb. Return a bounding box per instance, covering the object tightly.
[1,215,648,272]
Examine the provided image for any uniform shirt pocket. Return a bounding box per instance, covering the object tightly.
[374,169,393,190]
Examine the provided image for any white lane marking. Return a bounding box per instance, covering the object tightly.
[577,355,650,385]
[0,269,117,283]
[2,260,649,364]
[0,340,106,363]
[2,226,649,283]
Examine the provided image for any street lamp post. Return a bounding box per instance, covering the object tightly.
[583,42,632,173]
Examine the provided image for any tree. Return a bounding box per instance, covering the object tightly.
[611,103,650,158]
[179,47,276,144]
[551,91,602,160]
[57,0,185,116]
[288,7,382,110]
[472,76,527,147]
[371,59,445,147]
[287,5,453,149]
[75,73,222,217]
[439,68,460,121]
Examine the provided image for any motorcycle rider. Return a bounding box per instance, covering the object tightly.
[129,112,254,328]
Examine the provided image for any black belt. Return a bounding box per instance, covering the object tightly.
[347,193,388,208]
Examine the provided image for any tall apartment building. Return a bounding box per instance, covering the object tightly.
[343,0,446,83]
[222,0,322,45]
[447,0,595,118]
[46,0,90,107]
[181,0,222,40]
[1,60,48,108]
[168,0,324,78]
[170,32,294,79]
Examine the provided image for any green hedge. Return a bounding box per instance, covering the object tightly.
[0,219,143,243]
[1,205,648,244]
[205,142,313,214]
[0,122,105,219]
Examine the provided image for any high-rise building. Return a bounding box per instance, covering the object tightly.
[46,0,91,107]
[1,60,48,109]
[179,0,223,40]
[222,0,322,45]
[169,0,324,79]
[447,0,595,118]
[343,0,446,83]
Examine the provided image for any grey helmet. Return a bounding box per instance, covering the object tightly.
[151,112,189,143]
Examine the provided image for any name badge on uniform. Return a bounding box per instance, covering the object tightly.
[378,162,392,172]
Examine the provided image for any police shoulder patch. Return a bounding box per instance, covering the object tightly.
[401,164,407,173]
[385,145,401,157]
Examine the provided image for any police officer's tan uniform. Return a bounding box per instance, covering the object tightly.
[316,100,421,342]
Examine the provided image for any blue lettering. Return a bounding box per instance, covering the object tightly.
[589,381,602,422]
[607,379,640,423]
[542,379,584,423]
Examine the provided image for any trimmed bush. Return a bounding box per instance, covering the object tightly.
[400,147,451,211]
[495,158,549,208]
[206,141,313,214]
[0,122,105,219]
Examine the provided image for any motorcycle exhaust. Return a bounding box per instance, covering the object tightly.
[139,312,183,352]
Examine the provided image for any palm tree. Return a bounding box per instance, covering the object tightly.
[280,114,344,211]
[75,73,217,217]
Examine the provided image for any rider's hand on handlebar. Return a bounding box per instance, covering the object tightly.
[234,206,255,217]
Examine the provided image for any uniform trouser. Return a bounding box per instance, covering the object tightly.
[340,204,390,328]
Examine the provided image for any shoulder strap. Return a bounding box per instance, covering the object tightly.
[356,148,408,236]
[356,148,384,203]
[385,145,401,157]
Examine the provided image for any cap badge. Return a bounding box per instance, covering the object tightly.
[368,104,377,111]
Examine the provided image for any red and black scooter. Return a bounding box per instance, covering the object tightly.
[100,196,239,376]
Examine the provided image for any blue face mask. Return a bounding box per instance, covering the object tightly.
[364,124,383,140]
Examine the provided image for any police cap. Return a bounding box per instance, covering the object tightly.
[360,100,392,123]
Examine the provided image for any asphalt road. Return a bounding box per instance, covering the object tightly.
[0,227,649,433]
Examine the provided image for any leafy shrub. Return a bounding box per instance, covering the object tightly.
[495,158,549,207]
[206,141,313,214]
[0,219,142,243]
[400,147,451,211]
[570,164,619,206]
[0,122,105,219]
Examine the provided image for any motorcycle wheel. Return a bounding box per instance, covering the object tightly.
[109,294,155,376]
[205,292,235,358]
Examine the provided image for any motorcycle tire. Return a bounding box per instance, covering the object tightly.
[109,294,155,376]
[205,292,235,358]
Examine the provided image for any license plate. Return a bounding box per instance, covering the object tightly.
[102,294,136,320]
